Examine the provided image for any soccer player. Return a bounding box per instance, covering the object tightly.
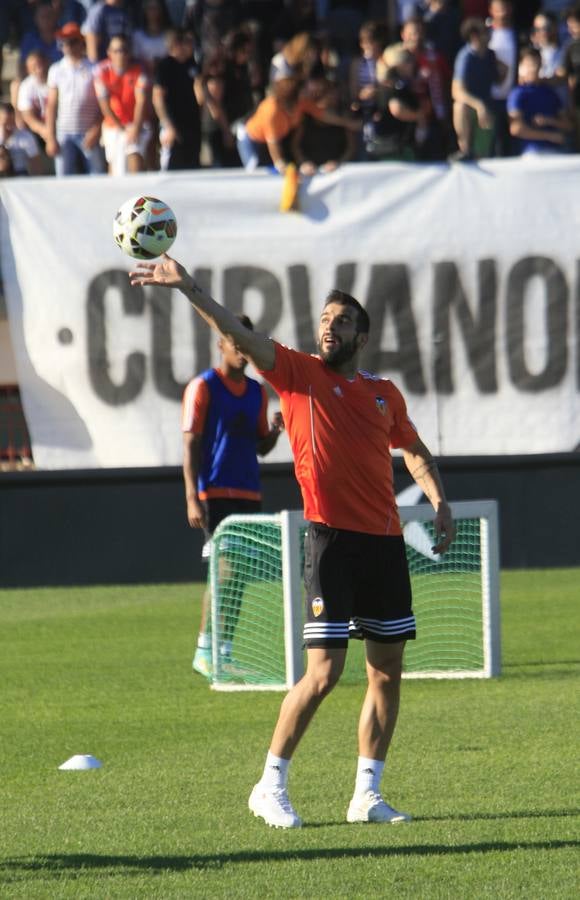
[182,316,283,677]
[130,255,455,828]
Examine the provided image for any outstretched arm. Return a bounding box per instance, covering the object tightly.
[130,254,276,371]
[401,436,455,554]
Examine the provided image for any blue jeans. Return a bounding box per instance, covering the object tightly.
[55,133,106,176]
[235,123,259,171]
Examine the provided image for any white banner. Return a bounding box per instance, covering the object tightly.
[1,159,579,469]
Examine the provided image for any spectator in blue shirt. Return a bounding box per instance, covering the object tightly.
[19,2,63,76]
[82,0,133,63]
[508,47,571,156]
[450,17,506,161]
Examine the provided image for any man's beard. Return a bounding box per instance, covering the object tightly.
[318,336,358,368]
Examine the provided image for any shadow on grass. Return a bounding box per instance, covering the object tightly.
[1,838,578,879]
[502,660,580,679]
[502,659,580,678]
[503,660,580,668]
[415,808,579,823]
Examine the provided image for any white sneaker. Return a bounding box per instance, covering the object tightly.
[248,783,302,828]
[347,790,411,824]
[192,647,212,678]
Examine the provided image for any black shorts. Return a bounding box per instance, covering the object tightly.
[303,523,416,648]
[201,497,261,561]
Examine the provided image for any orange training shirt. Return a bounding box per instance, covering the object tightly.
[258,343,418,535]
[245,96,325,144]
[94,60,148,127]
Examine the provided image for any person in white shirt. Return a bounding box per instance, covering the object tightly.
[45,22,105,175]
[133,0,172,75]
[531,11,568,106]
[0,102,43,176]
[17,51,50,148]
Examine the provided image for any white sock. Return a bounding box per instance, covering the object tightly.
[260,751,290,789]
[354,756,384,796]
[197,632,211,650]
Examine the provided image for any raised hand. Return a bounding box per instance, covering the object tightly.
[129,253,189,289]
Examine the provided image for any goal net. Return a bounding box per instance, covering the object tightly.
[208,500,500,691]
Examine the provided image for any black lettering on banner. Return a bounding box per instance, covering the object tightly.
[151,268,213,398]
[433,259,497,394]
[506,257,568,392]
[223,266,283,335]
[150,285,189,400]
[364,264,427,393]
[87,270,146,405]
[288,265,316,353]
[334,262,357,296]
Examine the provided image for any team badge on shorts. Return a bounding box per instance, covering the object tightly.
[311,597,324,617]
[375,396,387,415]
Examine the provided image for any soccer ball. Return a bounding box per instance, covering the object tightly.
[113,195,177,259]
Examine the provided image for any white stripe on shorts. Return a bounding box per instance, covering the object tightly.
[304,621,349,641]
[349,615,416,638]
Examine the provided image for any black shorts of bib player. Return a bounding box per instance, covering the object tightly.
[200,497,262,649]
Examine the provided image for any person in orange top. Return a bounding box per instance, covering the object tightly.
[93,33,151,174]
[237,71,360,172]
[129,254,455,830]
[182,315,283,678]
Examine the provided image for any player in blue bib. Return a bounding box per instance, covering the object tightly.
[181,315,283,677]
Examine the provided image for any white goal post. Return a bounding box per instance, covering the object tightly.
[209,500,500,691]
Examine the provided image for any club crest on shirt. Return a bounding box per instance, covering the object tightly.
[312,597,324,617]
[333,385,343,397]
[375,396,387,415]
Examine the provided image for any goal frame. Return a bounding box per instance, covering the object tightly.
[210,500,500,690]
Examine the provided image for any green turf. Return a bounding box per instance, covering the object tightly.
[0,570,578,898]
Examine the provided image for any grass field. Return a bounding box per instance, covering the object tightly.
[0,570,578,898]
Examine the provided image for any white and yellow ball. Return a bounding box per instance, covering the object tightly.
[113,195,177,259]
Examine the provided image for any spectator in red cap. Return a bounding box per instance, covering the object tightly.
[45,22,105,175]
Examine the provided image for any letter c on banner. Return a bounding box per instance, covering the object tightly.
[87,269,146,405]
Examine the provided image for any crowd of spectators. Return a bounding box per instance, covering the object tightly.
[0,0,578,178]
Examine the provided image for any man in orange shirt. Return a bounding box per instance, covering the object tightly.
[182,316,283,677]
[237,72,360,172]
[94,33,151,174]
[130,254,454,829]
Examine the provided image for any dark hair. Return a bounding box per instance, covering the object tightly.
[108,33,129,48]
[138,0,171,32]
[461,17,487,42]
[224,27,253,56]
[0,143,15,178]
[202,47,226,80]
[566,4,580,23]
[166,27,194,48]
[535,10,558,29]
[402,14,424,29]
[324,290,370,334]
[520,46,541,65]
[359,20,389,48]
[237,314,253,331]
[25,49,49,63]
